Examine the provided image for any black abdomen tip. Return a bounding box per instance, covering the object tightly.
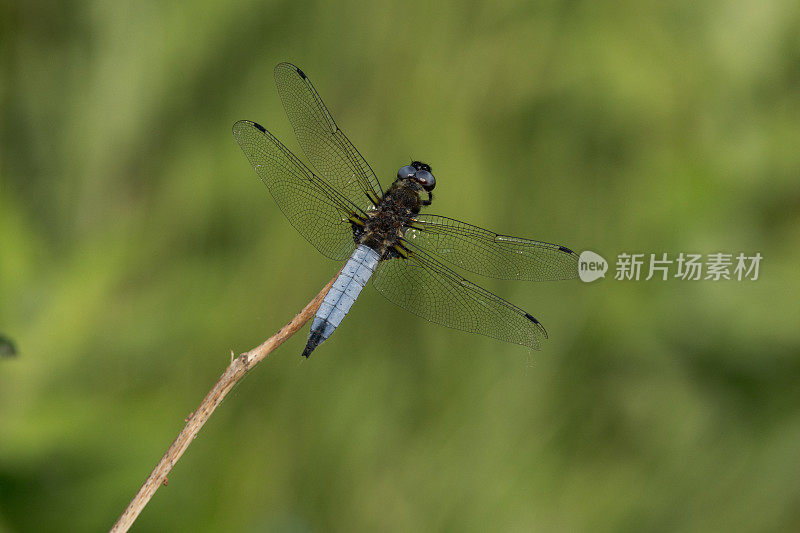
[302,329,323,358]
[253,122,266,133]
[301,340,316,358]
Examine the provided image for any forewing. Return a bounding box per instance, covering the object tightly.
[372,241,548,349]
[405,214,579,281]
[274,62,383,210]
[232,120,359,261]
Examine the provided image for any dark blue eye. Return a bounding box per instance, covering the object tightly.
[415,170,436,191]
[397,165,416,180]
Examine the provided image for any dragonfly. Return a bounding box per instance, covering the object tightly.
[233,63,578,357]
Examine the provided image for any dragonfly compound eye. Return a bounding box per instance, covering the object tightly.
[415,170,436,191]
[397,165,416,180]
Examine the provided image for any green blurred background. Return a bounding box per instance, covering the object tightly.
[2,0,799,531]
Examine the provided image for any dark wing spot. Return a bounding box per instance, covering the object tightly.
[253,122,266,133]
[525,313,549,339]
[558,245,574,254]
[296,67,306,79]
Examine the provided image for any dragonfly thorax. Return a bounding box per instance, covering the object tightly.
[358,178,429,257]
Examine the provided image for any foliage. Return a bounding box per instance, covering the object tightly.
[1,0,799,531]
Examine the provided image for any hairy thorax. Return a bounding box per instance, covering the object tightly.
[358,179,424,258]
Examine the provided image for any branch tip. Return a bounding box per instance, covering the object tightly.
[110,272,339,533]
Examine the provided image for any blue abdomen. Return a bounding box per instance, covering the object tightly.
[302,245,381,357]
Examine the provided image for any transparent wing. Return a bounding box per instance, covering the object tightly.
[274,62,384,210]
[372,240,548,349]
[232,120,359,261]
[405,214,579,281]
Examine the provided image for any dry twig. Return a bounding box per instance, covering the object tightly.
[110,272,339,532]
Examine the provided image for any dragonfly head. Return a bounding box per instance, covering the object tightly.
[397,161,436,192]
